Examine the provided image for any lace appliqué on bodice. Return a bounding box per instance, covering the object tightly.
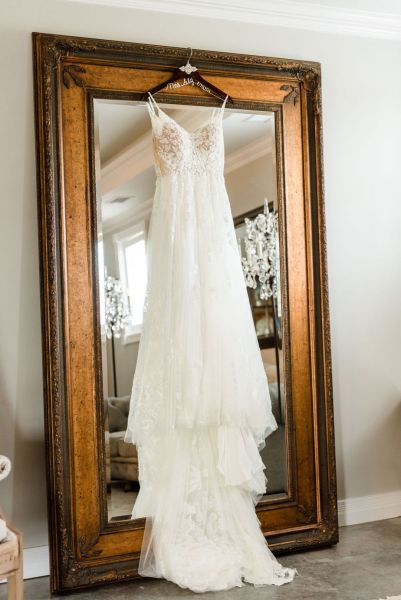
[147,94,226,177]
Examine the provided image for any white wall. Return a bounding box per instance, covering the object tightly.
[1,0,401,549]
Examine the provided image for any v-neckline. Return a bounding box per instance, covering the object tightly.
[160,111,217,137]
[147,94,226,137]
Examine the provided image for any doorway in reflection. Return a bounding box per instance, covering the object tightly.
[94,99,287,522]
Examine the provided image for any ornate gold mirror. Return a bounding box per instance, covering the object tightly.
[33,32,337,593]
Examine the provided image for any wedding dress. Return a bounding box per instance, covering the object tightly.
[124,93,296,592]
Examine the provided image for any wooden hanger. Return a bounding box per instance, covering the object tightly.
[142,48,233,104]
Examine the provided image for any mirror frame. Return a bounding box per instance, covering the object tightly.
[33,32,337,593]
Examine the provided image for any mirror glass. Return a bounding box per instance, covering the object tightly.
[94,99,288,522]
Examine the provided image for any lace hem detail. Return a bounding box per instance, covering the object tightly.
[132,426,296,592]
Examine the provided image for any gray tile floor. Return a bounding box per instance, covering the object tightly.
[2,518,401,600]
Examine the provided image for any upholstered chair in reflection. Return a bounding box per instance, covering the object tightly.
[104,396,139,486]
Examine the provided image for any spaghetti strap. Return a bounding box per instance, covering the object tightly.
[211,95,229,121]
[147,92,160,118]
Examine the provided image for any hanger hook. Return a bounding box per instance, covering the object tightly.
[187,47,193,63]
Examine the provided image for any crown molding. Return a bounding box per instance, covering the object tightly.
[65,0,401,41]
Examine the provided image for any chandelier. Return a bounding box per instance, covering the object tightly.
[240,199,280,301]
[104,272,130,339]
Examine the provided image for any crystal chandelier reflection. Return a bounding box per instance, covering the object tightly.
[240,198,279,300]
[104,272,130,339]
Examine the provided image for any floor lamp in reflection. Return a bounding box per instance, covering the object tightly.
[239,199,282,419]
[104,271,130,397]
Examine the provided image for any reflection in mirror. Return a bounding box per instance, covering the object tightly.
[94,99,287,522]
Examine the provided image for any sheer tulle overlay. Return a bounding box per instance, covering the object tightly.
[124,94,296,592]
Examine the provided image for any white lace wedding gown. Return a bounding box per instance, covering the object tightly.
[124,93,296,592]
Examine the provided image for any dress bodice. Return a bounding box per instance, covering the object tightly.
[147,94,227,178]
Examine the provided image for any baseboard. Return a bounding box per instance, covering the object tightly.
[23,545,50,580]
[2,492,400,581]
[338,490,401,527]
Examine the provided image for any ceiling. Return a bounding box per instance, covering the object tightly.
[97,102,150,164]
[66,0,401,40]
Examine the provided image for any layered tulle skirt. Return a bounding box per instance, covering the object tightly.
[125,172,296,591]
